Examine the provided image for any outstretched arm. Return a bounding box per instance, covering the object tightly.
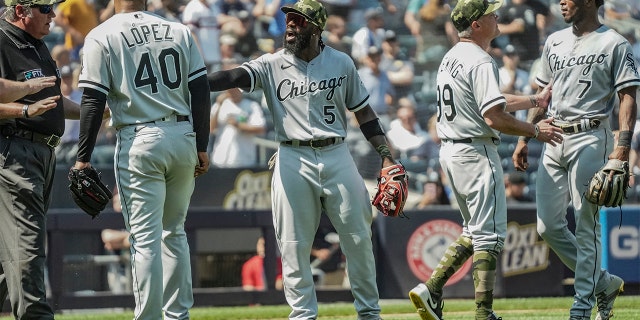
[208,67,252,92]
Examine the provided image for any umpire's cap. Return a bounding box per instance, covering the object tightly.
[281,0,328,30]
[5,0,63,5]
[451,0,503,32]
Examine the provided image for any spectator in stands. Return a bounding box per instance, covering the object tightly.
[386,98,430,174]
[323,14,352,58]
[505,171,533,203]
[403,0,458,64]
[497,0,541,69]
[152,0,186,22]
[219,33,246,65]
[499,45,531,121]
[357,46,395,130]
[380,30,416,103]
[349,0,396,35]
[318,0,354,20]
[182,0,240,71]
[53,0,99,62]
[416,169,451,208]
[56,64,82,165]
[242,236,283,291]
[225,10,262,60]
[210,78,267,168]
[351,7,386,66]
[254,0,297,50]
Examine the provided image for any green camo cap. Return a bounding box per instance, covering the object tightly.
[451,0,503,32]
[281,0,328,30]
[5,0,64,6]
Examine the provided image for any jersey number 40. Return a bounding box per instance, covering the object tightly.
[135,48,182,94]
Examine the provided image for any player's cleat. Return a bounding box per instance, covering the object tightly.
[486,312,502,320]
[409,283,443,320]
[595,274,624,320]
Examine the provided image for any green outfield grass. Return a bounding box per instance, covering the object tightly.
[1,296,638,319]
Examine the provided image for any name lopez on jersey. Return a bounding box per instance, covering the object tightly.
[121,23,174,48]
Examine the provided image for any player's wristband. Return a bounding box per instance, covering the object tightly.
[532,124,539,139]
[360,118,385,140]
[22,105,29,118]
[618,130,632,148]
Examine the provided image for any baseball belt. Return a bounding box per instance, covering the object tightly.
[552,119,601,134]
[282,137,344,148]
[441,137,500,145]
[0,125,61,148]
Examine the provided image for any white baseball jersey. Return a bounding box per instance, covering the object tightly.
[435,42,506,140]
[240,46,370,141]
[536,25,640,121]
[78,11,208,127]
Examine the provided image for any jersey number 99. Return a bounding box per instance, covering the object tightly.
[436,84,456,123]
[134,48,182,94]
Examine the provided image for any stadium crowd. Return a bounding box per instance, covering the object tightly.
[6,0,640,204]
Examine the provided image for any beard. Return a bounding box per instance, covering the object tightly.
[284,27,314,55]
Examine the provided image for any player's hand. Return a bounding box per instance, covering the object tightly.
[25,76,57,95]
[102,107,112,120]
[512,140,529,172]
[195,152,209,177]
[534,79,554,109]
[26,95,60,117]
[533,118,563,146]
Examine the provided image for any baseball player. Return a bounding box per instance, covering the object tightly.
[408,0,564,319]
[512,0,640,319]
[207,0,398,318]
[73,0,211,318]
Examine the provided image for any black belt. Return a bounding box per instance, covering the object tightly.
[141,115,189,125]
[442,137,500,144]
[552,119,601,134]
[282,137,344,148]
[0,126,61,148]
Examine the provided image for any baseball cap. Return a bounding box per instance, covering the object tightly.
[281,0,328,30]
[508,172,528,185]
[451,0,503,32]
[5,0,63,6]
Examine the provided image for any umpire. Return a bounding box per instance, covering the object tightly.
[0,0,82,318]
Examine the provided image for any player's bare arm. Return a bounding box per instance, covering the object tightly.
[0,96,60,119]
[0,77,57,103]
[354,105,396,167]
[503,82,552,112]
[483,104,562,144]
[609,86,638,162]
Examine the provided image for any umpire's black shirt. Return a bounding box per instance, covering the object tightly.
[0,19,64,136]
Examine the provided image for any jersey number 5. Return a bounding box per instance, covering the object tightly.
[134,48,182,94]
[436,84,456,122]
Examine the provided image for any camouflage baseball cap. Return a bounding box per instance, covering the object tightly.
[5,0,63,6]
[281,0,328,30]
[451,0,503,32]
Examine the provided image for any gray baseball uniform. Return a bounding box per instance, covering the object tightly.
[436,41,507,252]
[78,11,208,320]
[240,45,380,319]
[534,25,640,316]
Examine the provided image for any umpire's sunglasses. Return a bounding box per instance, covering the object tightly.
[31,4,54,14]
[285,12,308,28]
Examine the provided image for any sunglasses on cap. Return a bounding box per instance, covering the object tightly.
[31,4,54,14]
[285,12,308,28]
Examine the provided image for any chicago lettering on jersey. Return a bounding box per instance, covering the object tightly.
[548,52,608,76]
[276,76,347,101]
[121,23,174,48]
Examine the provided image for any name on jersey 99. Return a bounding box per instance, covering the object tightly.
[121,23,174,48]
